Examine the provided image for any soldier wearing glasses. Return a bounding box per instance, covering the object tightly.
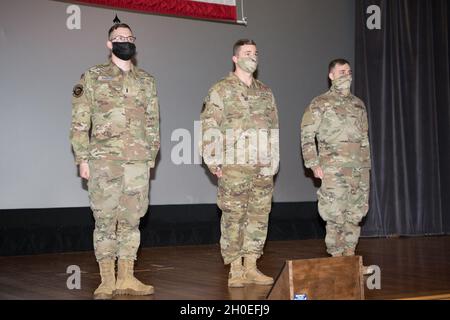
[70,20,160,299]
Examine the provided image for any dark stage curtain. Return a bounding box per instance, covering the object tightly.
[355,0,450,236]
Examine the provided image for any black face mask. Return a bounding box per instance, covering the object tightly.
[112,42,136,61]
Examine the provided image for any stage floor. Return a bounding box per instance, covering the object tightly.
[1,236,449,300]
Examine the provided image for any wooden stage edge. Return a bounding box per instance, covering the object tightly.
[0,236,449,300]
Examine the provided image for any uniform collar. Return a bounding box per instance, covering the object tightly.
[328,86,353,100]
[107,60,138,77]
[228,72,260,89]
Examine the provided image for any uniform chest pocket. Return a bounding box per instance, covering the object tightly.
[249,93,270,112]
[92,81,126,140]
[247,96,270,131]
[223,96,246,123]
[94,82,122,109]
[323,105,346,125]
[345,108,364,141]
[134,87,150,109]
[319,105,346,140]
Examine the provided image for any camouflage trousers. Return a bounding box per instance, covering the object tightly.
[88,160,150,262]
[317,167,370,257]
[217,165,274,265]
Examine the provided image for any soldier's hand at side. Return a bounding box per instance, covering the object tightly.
[215,167,223,178]
[79,162,90,180]
[312,166,324,180]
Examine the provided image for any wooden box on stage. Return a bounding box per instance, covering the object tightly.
[267,256,364,300]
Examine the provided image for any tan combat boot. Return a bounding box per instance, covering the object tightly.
[115,259,154,296]
[93,259,116,300]
[243,254,274,286]
[228,257,245,288]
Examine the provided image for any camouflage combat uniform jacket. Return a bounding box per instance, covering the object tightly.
[70,60,160,167]
[201,72,279,175]
[301,87,371,169]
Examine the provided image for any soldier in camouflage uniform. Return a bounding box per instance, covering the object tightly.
[70,22,159,299]
[200,39,280,288]
[300,59,371,266]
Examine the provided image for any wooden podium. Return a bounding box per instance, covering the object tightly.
[267,256,364,300]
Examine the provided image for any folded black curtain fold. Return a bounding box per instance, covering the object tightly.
[355,0,450,236]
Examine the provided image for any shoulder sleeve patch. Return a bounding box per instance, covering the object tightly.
[72,84,84,98]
